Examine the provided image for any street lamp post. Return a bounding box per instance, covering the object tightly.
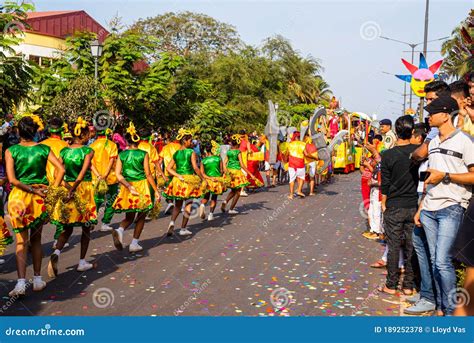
[90,39,103,97]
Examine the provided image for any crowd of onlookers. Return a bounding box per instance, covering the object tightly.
[360,73,474,316]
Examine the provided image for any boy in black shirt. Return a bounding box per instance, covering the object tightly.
[380,115,420,295]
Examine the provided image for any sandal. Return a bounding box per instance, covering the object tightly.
[370,259,387,268]
[377,284,397,295]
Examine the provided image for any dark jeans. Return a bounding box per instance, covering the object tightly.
[384,206,417,290]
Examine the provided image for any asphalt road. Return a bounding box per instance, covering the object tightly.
[0,172,407,316]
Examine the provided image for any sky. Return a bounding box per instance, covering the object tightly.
[34,0,472,122]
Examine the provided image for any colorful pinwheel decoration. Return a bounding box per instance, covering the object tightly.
[396,53,443,97]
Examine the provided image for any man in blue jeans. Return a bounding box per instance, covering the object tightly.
[405,125,437,314]
[415,96,474,315]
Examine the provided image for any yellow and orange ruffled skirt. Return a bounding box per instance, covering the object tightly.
[51,181,98,228]
[163,175,204,200]
[0,216,13,255]
[113,179,153,213]
[227,169,249,190]
[8,186,48,233]
[203,177,227,196]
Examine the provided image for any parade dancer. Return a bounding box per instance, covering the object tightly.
[158,133,181,215]
[163,129,206,236]
[90,128,119,232]
[286,131,313,199]
[6,115,65,296]
[111,123,159,252]
[41,118,69,249]
[48,117,97,277]
[221,134,256,214]
[199,143,226,221]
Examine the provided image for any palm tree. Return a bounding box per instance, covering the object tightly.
[441,10,473,79]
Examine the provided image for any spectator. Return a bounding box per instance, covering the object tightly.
[415,96,474,315]
[411,80,451,161]
[379,119,397,150]
[380,115,420,296]
[404,123,437,314]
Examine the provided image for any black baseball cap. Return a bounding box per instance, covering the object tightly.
[424,96,459,116]
[379,119,392,126]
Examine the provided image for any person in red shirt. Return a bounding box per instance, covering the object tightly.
[286,131,314,199]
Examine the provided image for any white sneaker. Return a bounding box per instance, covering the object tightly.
[207,212,214,221]
[77,261,93,272]
[164,203,174,215]
[0,259,4,265]
[33,279,46,292]
[112,229,124,251]
[167,221,175,236]
[9,282,26,297]
[199,204,206,219]
[228,209,239,215]
[100,223,113,232]
[129,242,143,253]
[179,229,192,236]
[240,190,248,197]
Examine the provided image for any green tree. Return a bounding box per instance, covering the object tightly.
[0,1,36,116]
[441,10,473,79]
[131,11,242,58]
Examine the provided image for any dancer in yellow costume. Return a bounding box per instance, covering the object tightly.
[41,117,69,249]
[158,134,181,215]
[163,128,206,236]
[5,115,65,296]
[90,128,119,232]
[48,117,97,278]
[111,123,159,253]
[221,134,257,214]
[138,127,165,182]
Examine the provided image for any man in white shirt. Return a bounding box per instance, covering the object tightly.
[415,96,474,315]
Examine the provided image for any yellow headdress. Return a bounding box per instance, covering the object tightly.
[23,114,44,131]
[176,128,193,140]
[74,117,88,136]
[231,134,241,144]
[211,140,220,155]
[105,128,113,136]
[62,123,69,134]
[126,122,140,142]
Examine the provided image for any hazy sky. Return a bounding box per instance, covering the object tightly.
[34,0,472,121]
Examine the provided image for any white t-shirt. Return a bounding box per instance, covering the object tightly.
[423,129,474,211]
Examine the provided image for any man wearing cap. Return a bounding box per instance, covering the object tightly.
[286,131,315,199]
[379,119,397,150]
[414,96,474,316]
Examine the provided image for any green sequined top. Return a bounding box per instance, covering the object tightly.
[202,155,222,177]
[119,149,147,181]
[226,149,241,170]
[60,146,93,182]
[8,144,50,185]
[173,149,194,175]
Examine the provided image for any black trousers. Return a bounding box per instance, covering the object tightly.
[384,206,417,290]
